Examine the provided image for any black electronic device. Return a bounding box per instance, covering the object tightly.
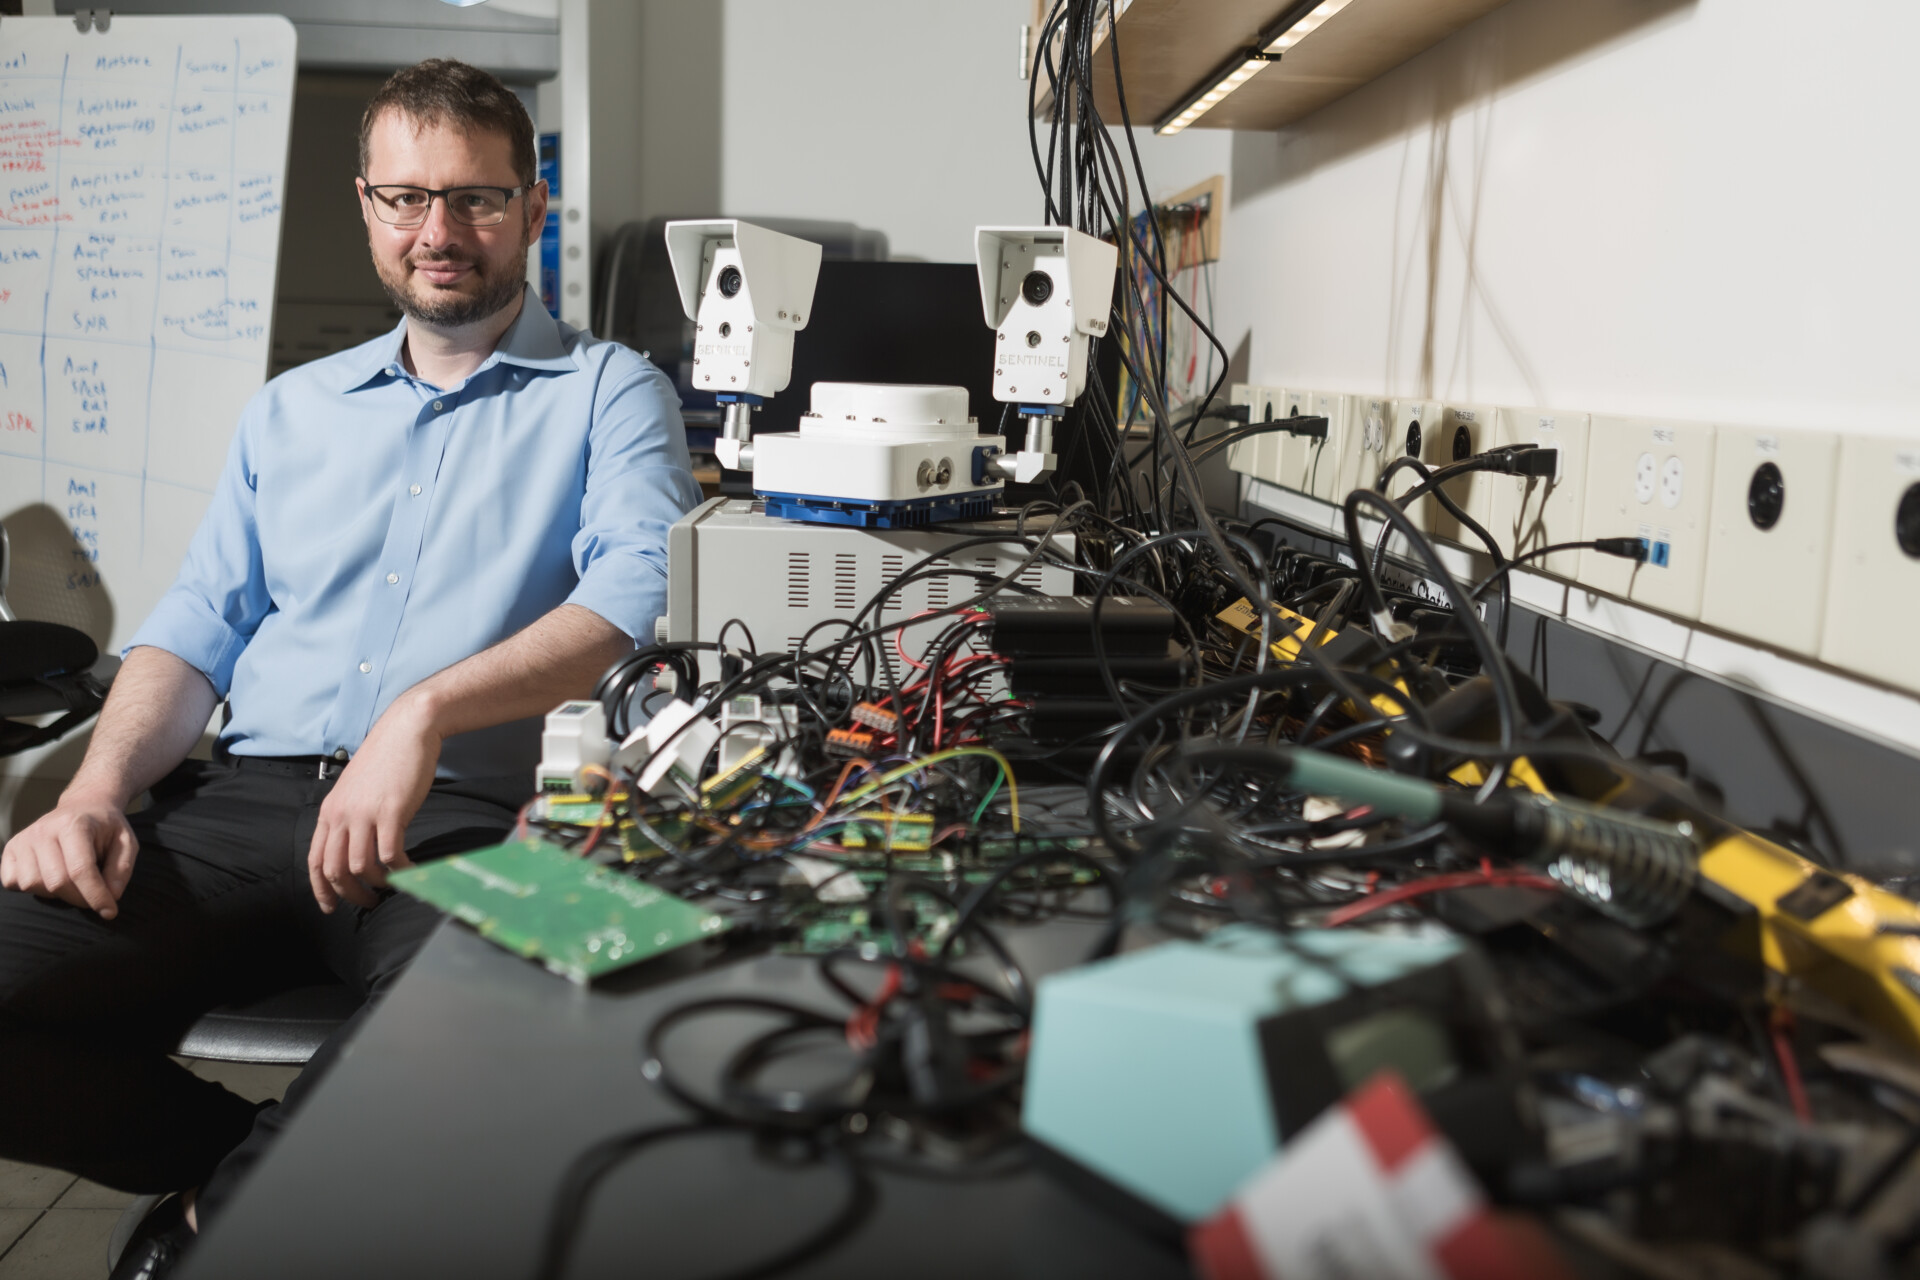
[986,595,1176,658]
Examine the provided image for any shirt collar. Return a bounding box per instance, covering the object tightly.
[343,286,573,392]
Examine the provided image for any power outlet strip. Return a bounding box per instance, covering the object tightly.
[1818,435,1920,696]
[1490,408,1591,578]
[1701,426,1838,654]
[1579,415,1717,620]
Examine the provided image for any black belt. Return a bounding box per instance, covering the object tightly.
[228,752,351,780]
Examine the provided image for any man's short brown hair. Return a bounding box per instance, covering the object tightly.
[359,58,536,187]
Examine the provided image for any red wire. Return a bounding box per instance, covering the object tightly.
[1325,868,1561,927]
[1771,1008,1812,1123]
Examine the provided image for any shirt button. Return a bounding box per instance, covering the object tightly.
[333,748,349,762]
[359,661,372,674]
[409,484,422,496]
[433,400,444,411]
[386,572,399,585]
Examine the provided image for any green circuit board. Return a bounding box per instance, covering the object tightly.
[391,838,728,983]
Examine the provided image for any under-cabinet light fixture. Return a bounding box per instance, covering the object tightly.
[1155,0,1357,135]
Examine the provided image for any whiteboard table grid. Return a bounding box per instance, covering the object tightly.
[0,16,294,657]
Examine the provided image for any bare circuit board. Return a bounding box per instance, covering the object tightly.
[390,839,728,984]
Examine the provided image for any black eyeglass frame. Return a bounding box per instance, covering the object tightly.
[359,180,538,227]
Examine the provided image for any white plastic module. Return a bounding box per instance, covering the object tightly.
[1818,434,1920,695]
[1700,425,1838,654]
[1424,403,1497,548]
[1490,408,1591,577]
[665,498,1077,686]
[1578,415,1717,620]
[751,382,1006,511]
[1347,395,1392,498]
[536,700,609,795]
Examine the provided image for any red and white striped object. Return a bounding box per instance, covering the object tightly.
[1189,1072,1568,1280]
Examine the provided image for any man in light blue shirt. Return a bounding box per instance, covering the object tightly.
[0,59,699,1267]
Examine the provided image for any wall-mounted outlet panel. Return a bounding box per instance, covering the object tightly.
[1251,387,1287,485]
[1273,388,1316,494]
[1818,435,1920,695]
[1700,425,1837,655]
[1579,415,1717,619]
[1348,396,1392,499]
[1302,391,1351,503]
[1225,383,1258,477]
[1424,403,1497,548]
[1490,408,1591,576]
[1387,400,1441,529]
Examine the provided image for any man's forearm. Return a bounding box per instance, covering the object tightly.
[388,603,631,742]
[65,647,221,810]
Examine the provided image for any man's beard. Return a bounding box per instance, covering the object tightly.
[375,242,527,328]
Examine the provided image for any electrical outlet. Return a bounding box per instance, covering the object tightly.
[1386,399,1440,529]
[1489,408,1591,577]
[1250,387,1286,485]
[1273,388,1316,493]
[1578,415,1717,619]
[1348,395,1392,499]
[1225,383,1258,477]
[1818,434,1920,695]
[1700,425,1837,655]
[1424,404,1497,548]
[1302,391,1351,503]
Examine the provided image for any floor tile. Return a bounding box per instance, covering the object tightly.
[0,1161,76,1209]
[52,1180,133,1211]
[0,1209,37,1256]
[184,1059,300,1103]
[0,1207,119,1279]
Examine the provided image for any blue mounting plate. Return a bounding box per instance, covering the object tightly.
[759,489,998,529]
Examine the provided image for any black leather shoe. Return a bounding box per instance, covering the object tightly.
[108,1192,194,1280]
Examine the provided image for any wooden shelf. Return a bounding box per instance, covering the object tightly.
[1037,0,1512,133]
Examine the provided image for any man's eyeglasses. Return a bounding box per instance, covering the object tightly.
[361,182,532,228]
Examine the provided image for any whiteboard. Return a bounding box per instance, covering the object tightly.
[0,15,295,655]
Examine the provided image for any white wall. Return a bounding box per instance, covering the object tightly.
[720,0,1036,261]
[719,0,1231,263]
[1216,0,1920,436]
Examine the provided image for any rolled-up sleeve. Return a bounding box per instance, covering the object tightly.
[564,354,702,642]
[124,401,272,696]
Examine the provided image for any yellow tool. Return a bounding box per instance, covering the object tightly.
[1698,831,1920,1055]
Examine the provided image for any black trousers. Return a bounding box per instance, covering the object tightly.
[0,756,518,1221]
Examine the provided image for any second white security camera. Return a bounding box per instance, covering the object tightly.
[975,225,1117,410]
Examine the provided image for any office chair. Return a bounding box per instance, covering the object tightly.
[0,525,359,1267]
[0,525,112,756]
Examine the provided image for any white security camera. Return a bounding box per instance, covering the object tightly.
[664,219,824,470]
[974,226,1117,483]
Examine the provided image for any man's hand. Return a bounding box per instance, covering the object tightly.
[1,793,139,919]
[307,695,442,913]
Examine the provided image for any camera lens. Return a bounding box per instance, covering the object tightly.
[717,265,743,297]
[1021,270,1053,306]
